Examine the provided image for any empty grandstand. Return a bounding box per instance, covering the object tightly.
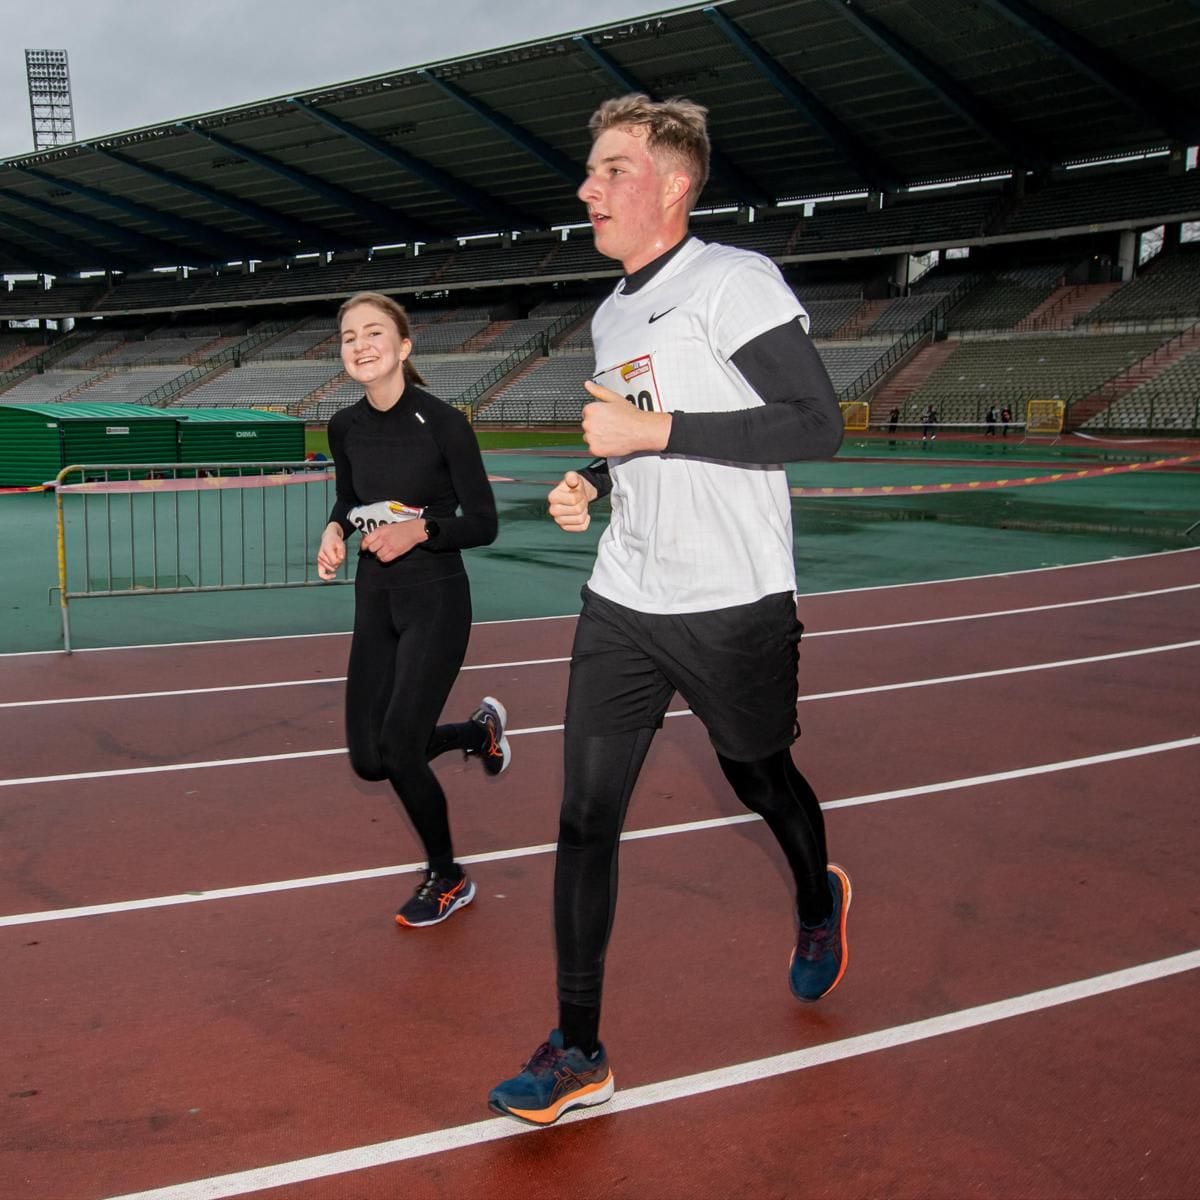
[1,1,1198,435]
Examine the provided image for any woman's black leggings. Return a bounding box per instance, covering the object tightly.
[344,573,481,876]
[555,728,830,1053]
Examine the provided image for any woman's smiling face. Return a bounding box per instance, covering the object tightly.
[339,301,412,391]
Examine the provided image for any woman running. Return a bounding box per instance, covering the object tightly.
[316,291,508,927]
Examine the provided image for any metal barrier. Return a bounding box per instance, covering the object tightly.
[52,460,345,652]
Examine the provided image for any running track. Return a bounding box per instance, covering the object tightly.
[2,549,1198,1200]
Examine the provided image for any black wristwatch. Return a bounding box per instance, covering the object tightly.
[423,517,440,541]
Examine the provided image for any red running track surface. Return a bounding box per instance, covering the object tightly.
[1,549,1198,1200]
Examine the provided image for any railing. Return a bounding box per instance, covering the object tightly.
[138,321,295,407]
[1023,284,1086,333]
[472,395,588,424]
[1068,320,1200,431]
[1076,311,1200,335]
[454,302,594,412]
[1080,393,1200,433]
[837,276,978,403]
[51,459,341,652]
[0,329,106,394]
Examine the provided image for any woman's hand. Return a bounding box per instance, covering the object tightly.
[360,518,429,563]
[316,523,346,581]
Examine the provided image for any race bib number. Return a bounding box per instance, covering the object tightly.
[592,354,664,413]
[348,500,424,533]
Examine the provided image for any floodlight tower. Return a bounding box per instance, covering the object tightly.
[25,49,76,151]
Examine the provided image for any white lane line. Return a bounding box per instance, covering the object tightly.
[5,588,1198,710]
[103,948,1200,1200]
[3,734,1196,929]
[806,583,1200,638]
[800,544,1200,598]
[3,546,1196,660]
[0,748,347,789]
[3,638,1198,785]
[0,612,574,658]
[803,638,1200,701]
[0,657,568,710]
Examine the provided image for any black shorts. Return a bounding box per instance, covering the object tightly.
[565,586,804,762]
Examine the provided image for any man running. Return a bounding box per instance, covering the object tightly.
[488,94,849,1126]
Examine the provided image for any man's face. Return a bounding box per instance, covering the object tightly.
[576,124,684,273]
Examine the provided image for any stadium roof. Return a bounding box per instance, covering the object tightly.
[1,0,1198,276]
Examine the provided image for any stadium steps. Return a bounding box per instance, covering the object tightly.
[60,369,120,401]
[294,370,350,418]
[183,334,236,364]
[171,362,234,406]
[549,310,595,350]
[868,338,960,426]
[1017,283,1121,332]
[0,344,43,372]
[462,321,511,352]
[831,299,889,340]
[476,356,546,416]
[1067,323,1200,429]
[302,333,339,360]
[82,341,127,369]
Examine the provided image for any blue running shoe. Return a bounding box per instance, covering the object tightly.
[789,863,851,1002]
[488,1029,614,1125]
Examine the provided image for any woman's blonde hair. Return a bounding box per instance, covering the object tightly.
[337,291,426,387]
[589,93,710,209]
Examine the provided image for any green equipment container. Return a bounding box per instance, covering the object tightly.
[175,407,304,465]
[0,403,180,487]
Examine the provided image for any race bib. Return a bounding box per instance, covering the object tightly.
[592,354,664,413]
[347,500,424,533]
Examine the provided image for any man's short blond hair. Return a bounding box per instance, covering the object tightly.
[589,93,710,208]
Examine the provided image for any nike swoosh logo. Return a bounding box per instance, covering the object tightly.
[648,308,676,324]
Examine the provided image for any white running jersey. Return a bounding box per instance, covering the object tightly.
[587,238,809,614]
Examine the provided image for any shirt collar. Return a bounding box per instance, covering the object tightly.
[620,236,693,296]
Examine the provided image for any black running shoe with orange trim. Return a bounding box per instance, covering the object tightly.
[395,869,475,928]
[789,863,851,1001]
[469,696,511,776]
[488,1029,614,1125]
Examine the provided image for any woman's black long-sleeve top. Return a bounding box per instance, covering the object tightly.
[327,387,497,587]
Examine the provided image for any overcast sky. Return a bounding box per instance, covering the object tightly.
[2,0,668,158]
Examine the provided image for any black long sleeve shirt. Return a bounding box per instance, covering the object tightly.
[579,238,843,498]
[328,387,497,587]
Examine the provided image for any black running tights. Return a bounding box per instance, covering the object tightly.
[556,729,830,1053]
[344,574,482,876]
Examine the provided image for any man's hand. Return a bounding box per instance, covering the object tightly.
[360,518,428,563]
[548,470,598,533]
[316,523,346,581]
[581,380,672,457]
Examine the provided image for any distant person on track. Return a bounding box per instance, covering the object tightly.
[888,405,901,444]
[316,291,509,929]
[488,94,849,1127]
[1001,405,1013,438]
[985,405,998,437]
[922,405,938,441]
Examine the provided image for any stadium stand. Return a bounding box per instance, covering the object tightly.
[476,354,596,424]
[305,355,506,421]
[944,263,1071,332]
[1080,245,1200,326]
[0,370,106,404]
[171,362,342,410]
[1083,341,1200,430]
[905,333,1170,423]
[1003,169,1200,235]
